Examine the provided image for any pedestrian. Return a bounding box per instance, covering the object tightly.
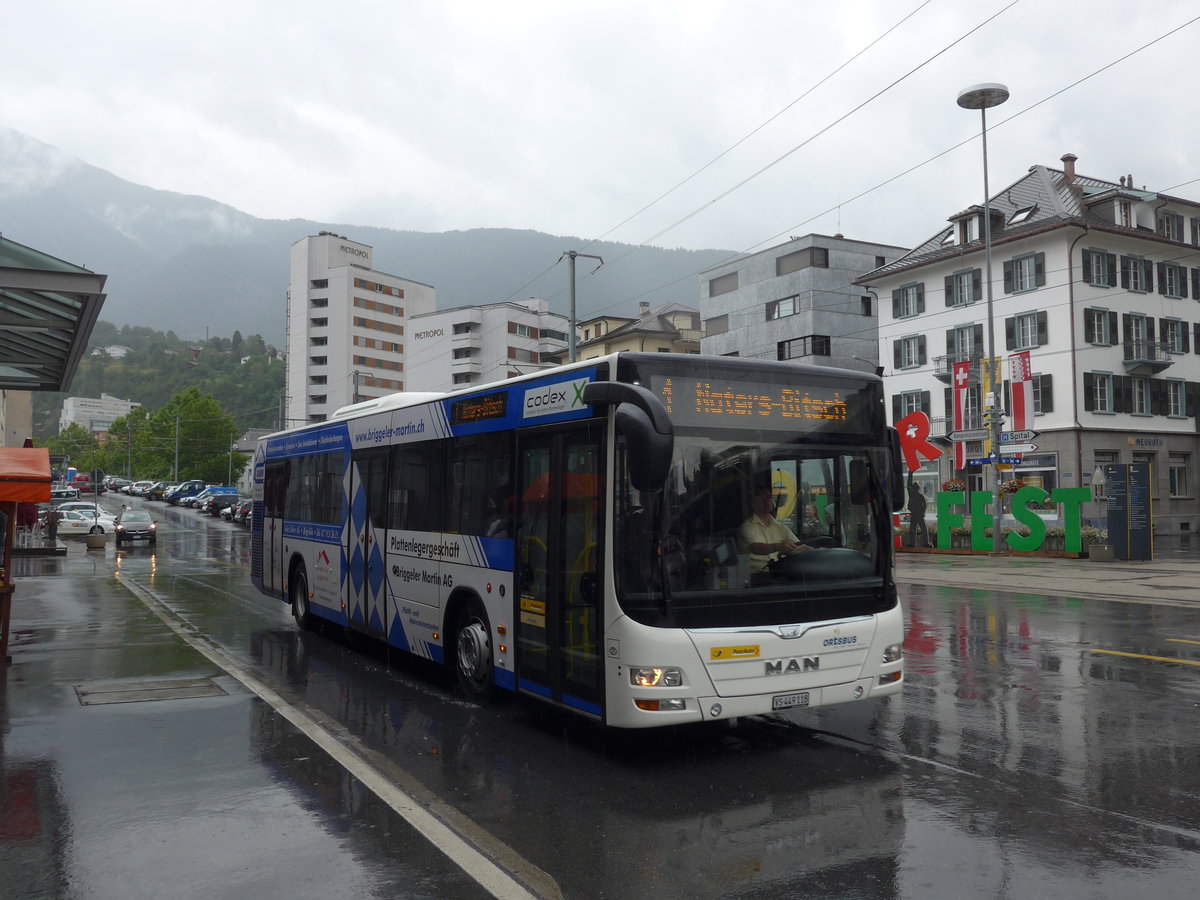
[907,480,930,548]
[46,506,61,544]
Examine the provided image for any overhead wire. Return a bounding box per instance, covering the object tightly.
[575,0,937,253]
[590,10,1200,317]
[496,0,940,306]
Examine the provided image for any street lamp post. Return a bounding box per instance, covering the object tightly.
[957,82,1009,556]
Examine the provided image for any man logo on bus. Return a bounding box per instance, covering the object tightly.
[765,657,820,675]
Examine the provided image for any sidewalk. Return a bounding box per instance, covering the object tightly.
[895,549,1200,607]
[0,545,488,899]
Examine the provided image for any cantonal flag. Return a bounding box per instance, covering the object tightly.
[952,360,971,470]
[1009,350,1033,432]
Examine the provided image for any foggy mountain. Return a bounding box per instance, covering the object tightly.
[0,128,734,346]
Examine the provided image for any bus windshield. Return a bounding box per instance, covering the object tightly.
[615,432,895,630]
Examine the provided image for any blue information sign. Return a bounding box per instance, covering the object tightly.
[1105,463,1153,561]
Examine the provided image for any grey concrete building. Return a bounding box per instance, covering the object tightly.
[699,234,908,372]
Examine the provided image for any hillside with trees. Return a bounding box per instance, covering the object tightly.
[33,321,284,441]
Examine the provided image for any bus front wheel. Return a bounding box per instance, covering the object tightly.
[291,566,314,631]
[455,599,495,703]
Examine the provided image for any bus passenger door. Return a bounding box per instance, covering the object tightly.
[264,461,288,600]
[514,424,604,717]
[347,450,388,638]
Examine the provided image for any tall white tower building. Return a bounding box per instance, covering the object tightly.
[286,233,436,424]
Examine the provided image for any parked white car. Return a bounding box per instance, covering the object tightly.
[52,508,119,535]
[55,501,115,517]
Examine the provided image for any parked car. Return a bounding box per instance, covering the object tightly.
[50,486,81,504]
[166,479,207,505]
[229,497,253,525]
[206,493,241,516]
[114,510,157,546]
[73,476,94,494]
[146,482,178,502]
[50,508,118,535]
[220,496,247,521]
[56,501,114,518]
[126,480,154,496]
[188,486,237,510]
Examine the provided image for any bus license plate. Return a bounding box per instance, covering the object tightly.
[772,692,810,710]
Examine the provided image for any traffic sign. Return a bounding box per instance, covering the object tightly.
[969,455,1024,466]
[999,442,1037,453]
[999,430,1039,443]
[948,429,988,442]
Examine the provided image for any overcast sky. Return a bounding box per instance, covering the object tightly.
[4,0,1199,261]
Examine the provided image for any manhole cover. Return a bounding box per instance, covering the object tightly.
[74,676,227,706]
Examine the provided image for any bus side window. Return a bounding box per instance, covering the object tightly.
[447,434,511,538]
[389,443,445,532]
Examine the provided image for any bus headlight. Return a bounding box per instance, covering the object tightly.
[882,643,903,663]
[630,666,682,687]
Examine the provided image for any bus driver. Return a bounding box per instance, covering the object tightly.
[738,487,812,574]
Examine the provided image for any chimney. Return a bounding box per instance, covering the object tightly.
[639,301,650,318]
[1061,153,1077,182]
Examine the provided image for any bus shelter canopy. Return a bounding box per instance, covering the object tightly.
[0,235,106,391]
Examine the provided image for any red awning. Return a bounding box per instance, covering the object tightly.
[0,447,52,503]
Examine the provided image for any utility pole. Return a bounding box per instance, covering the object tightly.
[173,415,180,481]
[565,250,604,362]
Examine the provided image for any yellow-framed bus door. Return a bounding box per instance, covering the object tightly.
[514,423,603,717]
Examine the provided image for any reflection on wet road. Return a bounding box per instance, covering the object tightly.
[75,504,1200,896]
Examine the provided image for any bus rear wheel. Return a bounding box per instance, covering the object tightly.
[291,566,314,631]
[455,599,495,703]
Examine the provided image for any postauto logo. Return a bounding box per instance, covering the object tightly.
[523,377,590,419]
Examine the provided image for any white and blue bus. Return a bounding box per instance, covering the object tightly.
[251,352,906,728]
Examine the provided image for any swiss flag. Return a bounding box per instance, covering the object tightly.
[952,361,971,470]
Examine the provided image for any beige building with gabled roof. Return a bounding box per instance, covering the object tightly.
[553,301,702,362]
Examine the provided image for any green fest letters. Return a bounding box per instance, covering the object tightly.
[933,486,1093,552]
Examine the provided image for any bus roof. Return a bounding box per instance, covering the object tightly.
[265,352,882,442]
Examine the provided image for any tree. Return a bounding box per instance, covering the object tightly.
[99,406,155,479]
[143,387,246,483]
[48,422,98,474]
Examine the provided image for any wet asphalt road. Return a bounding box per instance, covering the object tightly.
[3,498,1199,898]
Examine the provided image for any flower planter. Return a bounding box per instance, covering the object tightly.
[85,533,107,550]
[1088,544,1114,562]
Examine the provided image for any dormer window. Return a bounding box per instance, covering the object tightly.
[959,217,979,243]
[1008,205,1036,226]
[1117,199,1132,228]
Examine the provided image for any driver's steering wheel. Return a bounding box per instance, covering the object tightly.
[799,536,837,549]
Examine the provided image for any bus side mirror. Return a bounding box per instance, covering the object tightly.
[583,382,674,493]
[886,426,905,511]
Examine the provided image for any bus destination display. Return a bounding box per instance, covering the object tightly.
[650,376,858,429]
[449,390,508,426]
